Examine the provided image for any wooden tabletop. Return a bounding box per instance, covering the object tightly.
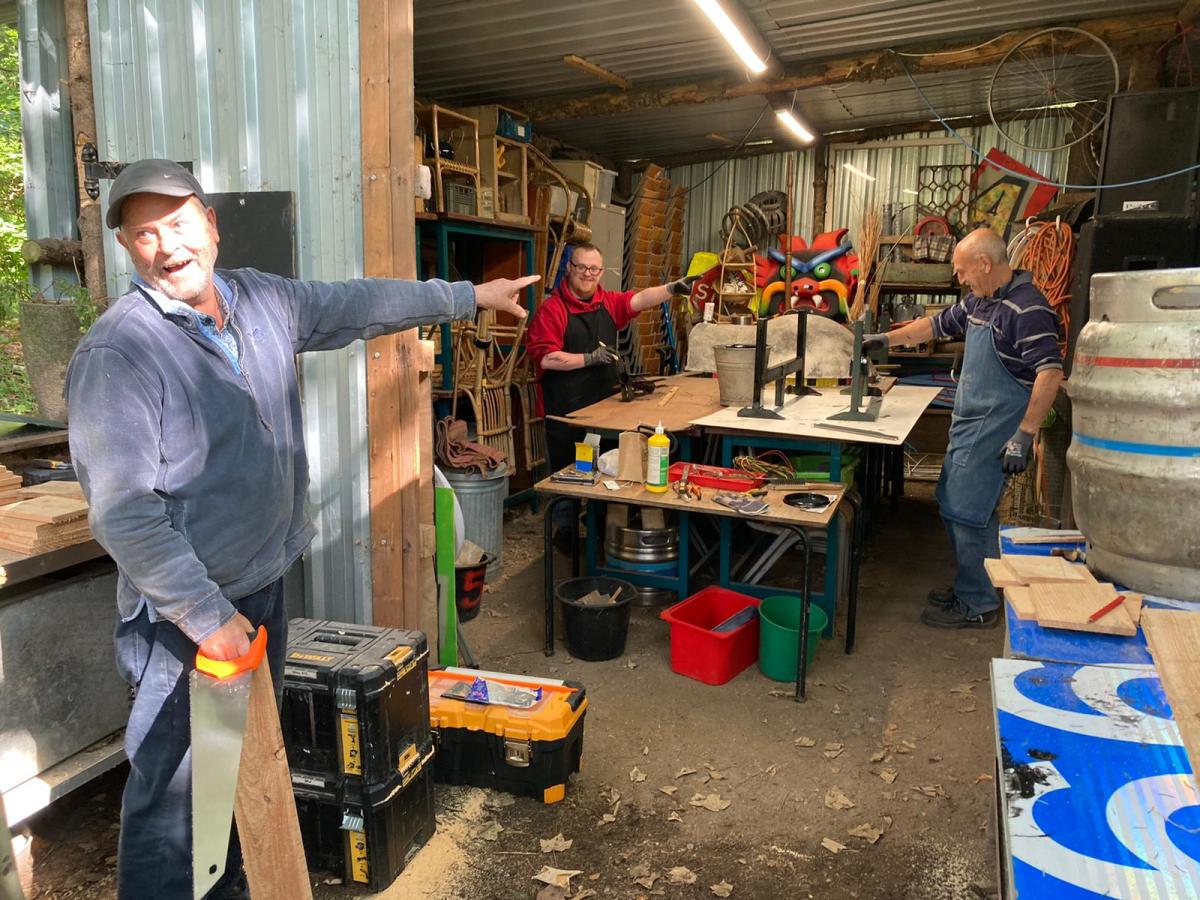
[691,384,943,447]
[546,373,721,434]
[535,470,844,529]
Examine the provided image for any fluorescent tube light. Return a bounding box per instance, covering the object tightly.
[902,188,919,195]
[775,109,814,143]
[842,162,876,182]
[693,0,768,74]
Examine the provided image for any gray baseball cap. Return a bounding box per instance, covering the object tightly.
[105,159,209,229]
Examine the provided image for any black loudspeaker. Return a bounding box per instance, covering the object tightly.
[1065,217,1199,371]
[1096,88,1200,219]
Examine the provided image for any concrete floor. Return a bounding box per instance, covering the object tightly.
[20,484,1005,900]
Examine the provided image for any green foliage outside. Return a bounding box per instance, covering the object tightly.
[0,24,34,414]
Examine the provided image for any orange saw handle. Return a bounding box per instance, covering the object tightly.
[195,625,267,680]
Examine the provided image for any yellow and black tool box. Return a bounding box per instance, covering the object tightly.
[428,667,587,804]
[294,737,436,893]
[282,618,429,791]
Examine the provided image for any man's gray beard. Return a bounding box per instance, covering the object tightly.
[144,257,215,304]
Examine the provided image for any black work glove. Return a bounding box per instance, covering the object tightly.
[861,332,889,353]
[1000,429,1035,475]
[583,346,620,367]
[667,274,700,296]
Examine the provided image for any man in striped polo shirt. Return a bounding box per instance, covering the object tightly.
[863,227,1064,628]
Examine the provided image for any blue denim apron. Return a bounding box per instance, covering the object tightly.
[935,318,1030,527]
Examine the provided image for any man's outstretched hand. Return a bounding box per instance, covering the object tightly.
[475,274,540,319]
[197,611,254,661]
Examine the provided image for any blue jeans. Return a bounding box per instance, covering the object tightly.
[115,578,288,900]
[943,508,1002,617]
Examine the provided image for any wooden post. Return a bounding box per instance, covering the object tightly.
[811,142,829,235]
[63,0,105,301]
[361,0,431,630]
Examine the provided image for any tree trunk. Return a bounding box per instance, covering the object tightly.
[21,238,84,268]
[64,0,106,305]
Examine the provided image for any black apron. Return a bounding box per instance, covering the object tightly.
[542,303,620,471]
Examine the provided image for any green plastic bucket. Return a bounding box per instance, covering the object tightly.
[758,595,829,682]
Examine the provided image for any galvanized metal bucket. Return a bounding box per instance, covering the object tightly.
[442,465,509,580]
[713,343,758,407]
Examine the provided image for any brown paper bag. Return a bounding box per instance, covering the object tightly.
[617,432,647,482]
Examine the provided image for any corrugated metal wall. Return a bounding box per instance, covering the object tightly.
[671,121,1071,261]
[84,0,372,623]
[18,0,78,294]
[670,150,817,264]
[828,121,1071,237]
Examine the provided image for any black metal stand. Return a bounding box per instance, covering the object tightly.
[737,311,818,420]
[542,496,581,656]
[831,318,881,422]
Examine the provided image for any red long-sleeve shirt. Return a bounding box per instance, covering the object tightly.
[525,283,638,374]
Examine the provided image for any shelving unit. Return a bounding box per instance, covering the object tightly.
[418,104,481,216]
[480,135,529,224]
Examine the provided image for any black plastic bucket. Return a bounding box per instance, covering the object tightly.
[555,576,636,661]
[454,553,495,622]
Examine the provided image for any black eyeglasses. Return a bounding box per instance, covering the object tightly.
[570,263,604,275]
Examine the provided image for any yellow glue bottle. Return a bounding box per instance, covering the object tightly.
[645,421,670,493]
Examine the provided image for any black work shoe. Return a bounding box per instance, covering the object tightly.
[921,602,998,629]
[927,585,955,608]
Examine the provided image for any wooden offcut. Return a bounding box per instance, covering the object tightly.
[1000,554,1089,584]
[0,495,92,555]
[1030,582,1140,636]
[1142,609,1200,779]
[233,662,311,900]
[1004,585,1036,620]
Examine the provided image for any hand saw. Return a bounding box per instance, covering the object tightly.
[191,625,267,899]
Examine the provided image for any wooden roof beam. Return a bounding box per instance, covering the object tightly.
[524,12,1176,124]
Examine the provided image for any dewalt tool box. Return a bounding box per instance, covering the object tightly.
[282,618,430,790]
[428,667,587,804]
[295,738,436,892]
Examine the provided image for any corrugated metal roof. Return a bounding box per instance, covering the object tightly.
[414,0,1173,161]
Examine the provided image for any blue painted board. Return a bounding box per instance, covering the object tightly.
[993,658,1200,899]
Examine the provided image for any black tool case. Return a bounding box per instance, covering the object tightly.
[428,667,587,804]
[282,618,430,791]
[294,739,436,892]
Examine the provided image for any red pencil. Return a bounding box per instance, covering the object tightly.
[1088,594,1126,623]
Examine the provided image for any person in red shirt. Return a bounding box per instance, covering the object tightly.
[526,243,695,480]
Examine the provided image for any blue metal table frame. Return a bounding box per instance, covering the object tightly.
[536,477,862,701]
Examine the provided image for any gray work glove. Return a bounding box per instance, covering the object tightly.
[583,345,620,367]
[861,332,889,353]
[667,274,700,296]
[1000,429,1035,475]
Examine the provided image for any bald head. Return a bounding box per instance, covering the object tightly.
[958,227,1008,263]
[953,227,1013,298]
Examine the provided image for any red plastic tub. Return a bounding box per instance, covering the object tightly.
[659,587,761,685]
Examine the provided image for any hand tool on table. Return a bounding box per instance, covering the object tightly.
[191,626,267,900]
[597,341,659,402]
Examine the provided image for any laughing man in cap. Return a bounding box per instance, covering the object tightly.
[67,159,537,899]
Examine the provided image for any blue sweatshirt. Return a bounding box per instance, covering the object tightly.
[66,268,475,643]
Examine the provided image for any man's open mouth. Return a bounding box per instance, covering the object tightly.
[163,260,193,275]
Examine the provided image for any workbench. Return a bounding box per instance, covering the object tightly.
[535,472,859,700]
[1,547,129,827]
[545,372,720,436]
[691,384,941,628]
[991,531,1200,898]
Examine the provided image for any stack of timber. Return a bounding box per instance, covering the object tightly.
[15,480,85,500]
[0,495,91,554]
[623,165,686,374]
[985,553,1144,636]
[0,465,22,505]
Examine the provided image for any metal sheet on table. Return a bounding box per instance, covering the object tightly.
[992,658,1200,899]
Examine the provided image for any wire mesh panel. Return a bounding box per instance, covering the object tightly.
[916,164,976,235]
